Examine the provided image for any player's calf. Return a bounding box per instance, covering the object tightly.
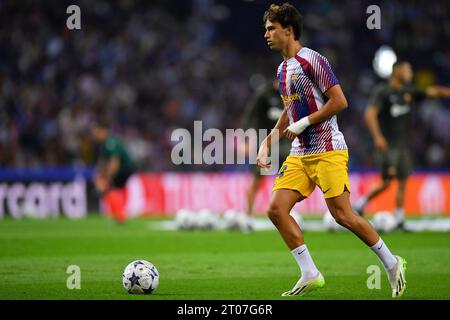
[326,192,380,246]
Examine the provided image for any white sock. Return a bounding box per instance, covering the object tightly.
[291,244,319,279]
[370,238,397,270]
[355,197,368,210]
[394,208,404,223]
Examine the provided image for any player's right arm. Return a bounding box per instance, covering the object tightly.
[257,109,289,168]
[364,86,388,152]
[425,85,450,98]
[95,138,122,191]
[94,158,110,193]
[105,156,121,181]
[365,106,388,151]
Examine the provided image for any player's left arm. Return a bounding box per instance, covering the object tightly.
[284,85,347,139]
[94,156,121,193]
[425,86,450,99]
[105,156,120,181]
[93,158,109,193]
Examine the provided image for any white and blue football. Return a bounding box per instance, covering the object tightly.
[175,209,196,230]
[122,260,159,294]
[372,211,398,233]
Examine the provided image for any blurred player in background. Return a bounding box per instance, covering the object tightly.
[354,61,450,229]
[92,117,137,223]
[241,78,290,232]
[257,3,406,298]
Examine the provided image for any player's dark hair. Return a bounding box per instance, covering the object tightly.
[263,3,303,40]
[392,60,409,70]
[93,115,110,129]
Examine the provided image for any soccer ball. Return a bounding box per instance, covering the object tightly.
[175,208,196,230]
[195,208,219,230]
[223,209,248,230]
[290,210,303,227]
[122,260,159,294]
[223,209,239,229]
[322,210,346,232]
[234,211,249,231]
[372,211,397,233]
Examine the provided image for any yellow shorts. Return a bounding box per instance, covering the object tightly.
[273,150,351,199]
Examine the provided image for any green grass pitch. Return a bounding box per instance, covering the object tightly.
[0,215,449,300]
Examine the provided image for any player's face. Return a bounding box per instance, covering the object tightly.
[264,20,289,51]
[400,63,413,84]
[92,126,106,142]
[392,63,413,85]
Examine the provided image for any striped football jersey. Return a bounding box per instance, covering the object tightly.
[277,47,347,155]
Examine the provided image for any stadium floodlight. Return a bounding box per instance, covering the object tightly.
[373,45,397,79]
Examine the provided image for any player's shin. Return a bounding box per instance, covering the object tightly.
[291,245,320,279]
[370,238,397,271]
[104,189,127,223]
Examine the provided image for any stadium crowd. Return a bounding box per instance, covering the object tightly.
[0,0,449,171]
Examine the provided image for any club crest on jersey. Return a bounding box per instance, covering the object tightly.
[291,73,299,81]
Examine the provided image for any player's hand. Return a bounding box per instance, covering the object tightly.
[283,128,298,140]
[256,144,271,168]
[283,116,310,140]
[94,172,110,193]
[374,135,388,152]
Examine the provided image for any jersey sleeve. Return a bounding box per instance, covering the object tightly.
[310,53,339,94]
[105,138,121,158]
[276,64,284,94]
[368,84,386,110]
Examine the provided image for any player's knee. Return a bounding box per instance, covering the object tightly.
[334,216,353,229]
[267,204,284,225]
[331,207,355,229]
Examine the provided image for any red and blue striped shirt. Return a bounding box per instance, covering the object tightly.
[277,47,347,155]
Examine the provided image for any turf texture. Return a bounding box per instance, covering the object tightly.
[0,216,449,300]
